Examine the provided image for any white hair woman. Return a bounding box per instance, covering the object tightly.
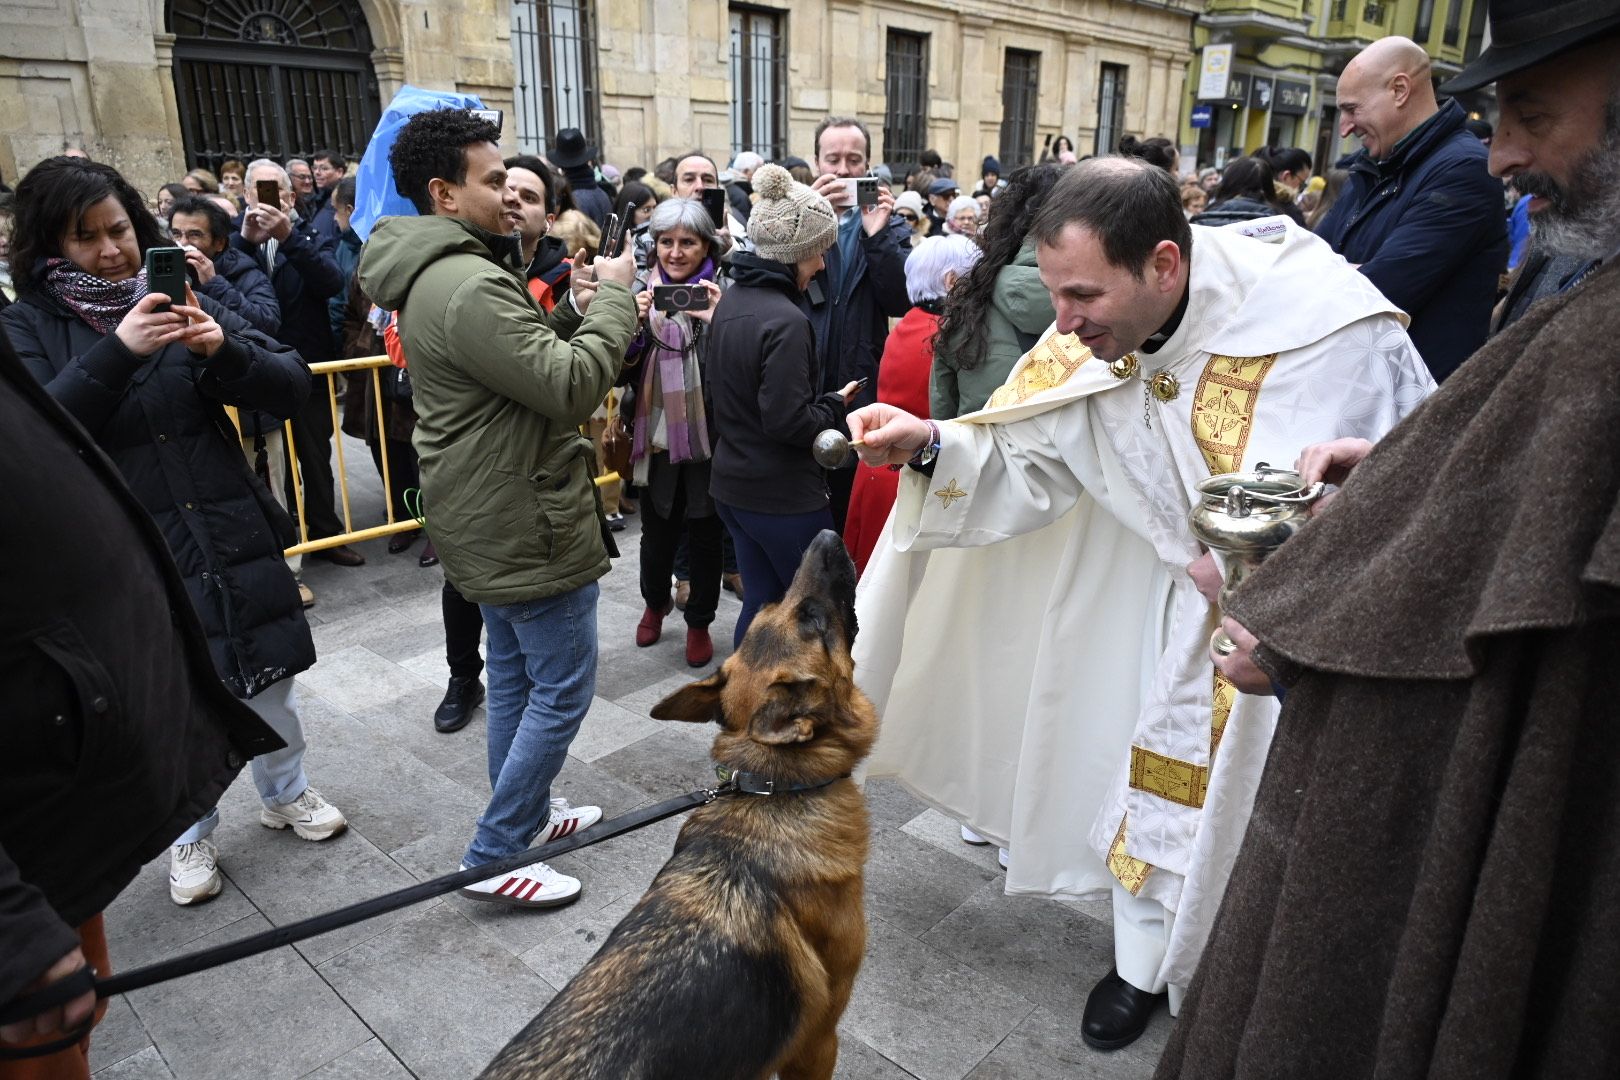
[843,234,981,573]
[624,196,726,666]
[944,194,981,236]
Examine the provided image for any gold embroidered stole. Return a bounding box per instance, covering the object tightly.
[1108,353,1278,894]
[984,333,1093,409]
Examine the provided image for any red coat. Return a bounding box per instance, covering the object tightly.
[844,306,937,576]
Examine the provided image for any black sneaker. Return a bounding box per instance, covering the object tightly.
[435,676,485,733]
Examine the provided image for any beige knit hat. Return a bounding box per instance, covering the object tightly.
[748,163,838,264]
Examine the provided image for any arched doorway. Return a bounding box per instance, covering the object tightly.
[168,0,381,172]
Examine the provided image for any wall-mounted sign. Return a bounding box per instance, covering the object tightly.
[1199,44,1234,101]
[1273,80,1312,116]
[1249,76,1275,111]
[1191,104,1213,129]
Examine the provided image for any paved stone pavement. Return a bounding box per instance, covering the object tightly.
[91,435,1172,1079]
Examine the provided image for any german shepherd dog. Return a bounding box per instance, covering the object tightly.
[479,530,878,1080]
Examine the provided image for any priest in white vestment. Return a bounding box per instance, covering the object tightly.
[849,158,1435,1050]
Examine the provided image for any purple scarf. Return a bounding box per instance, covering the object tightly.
[42,258,150,335]
[631,257,716,465]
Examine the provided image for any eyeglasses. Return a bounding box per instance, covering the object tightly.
[896,211,918,222]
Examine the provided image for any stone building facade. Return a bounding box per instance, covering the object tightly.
[1,0,1196,200]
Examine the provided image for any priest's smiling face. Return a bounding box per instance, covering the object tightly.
[1037,222,1186,364]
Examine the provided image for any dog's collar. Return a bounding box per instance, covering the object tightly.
[713,764,850,797]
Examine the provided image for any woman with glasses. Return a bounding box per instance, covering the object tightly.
[892,190,929,248]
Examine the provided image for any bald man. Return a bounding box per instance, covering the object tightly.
[1314,36,1507,382]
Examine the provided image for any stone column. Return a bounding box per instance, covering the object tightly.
[957,14,991,172]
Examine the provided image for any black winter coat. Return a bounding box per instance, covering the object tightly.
[1,288,317,699]
[230,217,344,364]
[706,253,847,515]
[197,244,281,337]
[0,324,281,1006]
[1313,100,1508,382]
[808,211,912,411]
[1190,197,1281,228]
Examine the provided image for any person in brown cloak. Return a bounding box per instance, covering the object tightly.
[1156,3,1620,1077]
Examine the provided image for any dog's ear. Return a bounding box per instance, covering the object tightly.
[650,669,727,724]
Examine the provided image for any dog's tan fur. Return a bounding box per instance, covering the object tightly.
[479,532,876,1080]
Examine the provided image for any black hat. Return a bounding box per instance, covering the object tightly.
[1441,0,1620,94]
[548,127,596,169]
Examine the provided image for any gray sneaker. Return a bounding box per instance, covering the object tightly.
[170,840,222,906]
[260,787,348,841]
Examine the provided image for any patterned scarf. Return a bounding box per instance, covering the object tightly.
[41,258,150,335]
[631,257,716,466]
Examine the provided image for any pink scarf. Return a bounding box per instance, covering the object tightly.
[631,258,716,465]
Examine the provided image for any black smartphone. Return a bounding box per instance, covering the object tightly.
[255,179,281,209]
[854,176,879,207]
[144,246,188,312]
[854,376,870,391]
[600,212,624,259]
[652,283,711,313]
[699,187,728,226]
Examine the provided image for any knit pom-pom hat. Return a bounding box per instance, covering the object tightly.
[748,163,839,264]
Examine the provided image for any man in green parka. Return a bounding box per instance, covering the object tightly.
[358,108,637,910]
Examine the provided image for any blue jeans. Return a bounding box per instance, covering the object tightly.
[175,677,308,845]
[464,582,599,867]
[715,503,833,647]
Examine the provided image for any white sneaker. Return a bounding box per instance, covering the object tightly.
[169,840,222,906]
[960,824,990,846]
[537,799,602,844]
[260,786,348,841]
[459,860,581,908]
[998,847,1010,871]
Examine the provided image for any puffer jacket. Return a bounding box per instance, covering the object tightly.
[1313,99,1508,381]
[1190,197,1280,228]
[1,287,316,698]
[356,214,638,604]
[197,245,280,337]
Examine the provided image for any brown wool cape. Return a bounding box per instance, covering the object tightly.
[1155,261,1620,1079]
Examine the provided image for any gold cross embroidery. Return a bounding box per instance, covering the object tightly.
[934,480,967,509]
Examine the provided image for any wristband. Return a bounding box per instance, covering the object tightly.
[907,420,941,468]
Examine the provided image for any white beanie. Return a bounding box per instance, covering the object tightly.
[748,164,838,264]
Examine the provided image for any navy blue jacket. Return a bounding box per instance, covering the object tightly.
[808,210,912,410]
[230,216,344,364]
[1314,100,1508,381]
[197,244,281,337]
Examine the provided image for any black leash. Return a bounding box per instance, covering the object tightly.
[0,784,726,1058]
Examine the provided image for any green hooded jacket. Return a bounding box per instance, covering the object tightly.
[929,243,1056,420]
[356,215,637,604]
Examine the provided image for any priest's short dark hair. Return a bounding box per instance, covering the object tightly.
[1030,157,1193,279]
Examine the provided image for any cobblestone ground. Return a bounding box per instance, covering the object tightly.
[91,433,1170,1079]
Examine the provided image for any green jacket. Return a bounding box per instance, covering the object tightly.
[930,243,1055,419]
[356,215,637,604]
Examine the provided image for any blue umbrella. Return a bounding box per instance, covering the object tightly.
[351,85,488,242]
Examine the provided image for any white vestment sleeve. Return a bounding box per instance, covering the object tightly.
[890,412,1087,552]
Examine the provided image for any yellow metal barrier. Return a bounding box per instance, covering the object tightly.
[229,355,619,559]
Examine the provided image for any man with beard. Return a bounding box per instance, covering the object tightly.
[1158,2,1620,1075]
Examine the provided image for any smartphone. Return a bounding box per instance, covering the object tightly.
[255,179,281,209]
[854,176,879,207]
[652,283,711,313]
[854,376,870,391]
[469,108,503,131]
[600,212,624,259]
[699,187,728,227]
[145,246,188,312]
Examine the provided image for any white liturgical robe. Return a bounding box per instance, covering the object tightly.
[856,219,1436,989]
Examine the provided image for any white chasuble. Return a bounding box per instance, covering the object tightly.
[856,219,1436,988]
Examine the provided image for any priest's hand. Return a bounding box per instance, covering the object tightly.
[848,404,930,467]
[1212,617,1275,696]
[1296,437,1374,516]
[1188,550,1222,606]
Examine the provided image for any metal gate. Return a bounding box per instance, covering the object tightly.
[169,0,380,174]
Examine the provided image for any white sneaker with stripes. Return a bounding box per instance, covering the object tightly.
[459,860,581,908]
[537,798,603,844]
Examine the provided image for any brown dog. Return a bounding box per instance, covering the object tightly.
[479,529,878,1080]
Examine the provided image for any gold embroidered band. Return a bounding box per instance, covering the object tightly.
[985,333,1092,409]
[1107,817,1152,896]
[1191,353,1278,475]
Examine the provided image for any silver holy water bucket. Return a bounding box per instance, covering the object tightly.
[1188,463,1323,657]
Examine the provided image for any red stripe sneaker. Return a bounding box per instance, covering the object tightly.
[536,799,602,845]
[459,860,581,908]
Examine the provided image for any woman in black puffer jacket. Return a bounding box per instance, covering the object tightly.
[1,157,347,909]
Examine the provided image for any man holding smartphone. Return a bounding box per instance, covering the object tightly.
[671,152,750,253]
[358,108,639,910]
[805,116,913,530]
